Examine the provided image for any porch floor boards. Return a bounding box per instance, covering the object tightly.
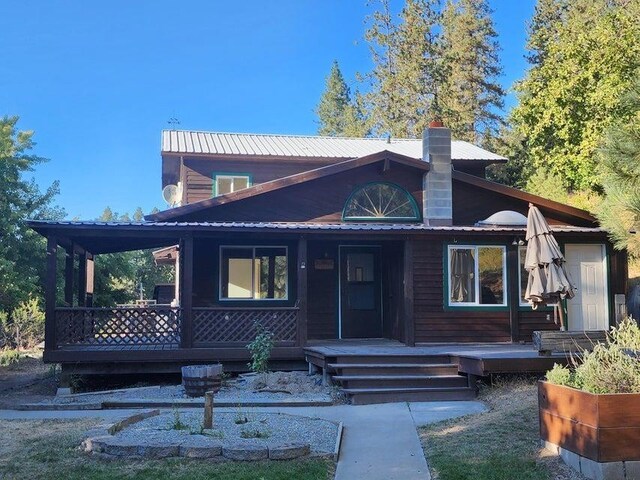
[304,340,569,404]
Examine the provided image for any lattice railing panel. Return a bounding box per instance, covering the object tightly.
[55,307,181,347]
[193,308,298,346]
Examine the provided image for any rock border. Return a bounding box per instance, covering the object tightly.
[81,410,321,462]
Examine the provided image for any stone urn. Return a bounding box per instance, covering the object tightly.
[181,364,223,397]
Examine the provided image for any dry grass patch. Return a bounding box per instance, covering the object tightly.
[0,418,332,480]
[419,376,585,480]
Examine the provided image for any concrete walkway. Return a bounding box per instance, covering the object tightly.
[0,400,486,480]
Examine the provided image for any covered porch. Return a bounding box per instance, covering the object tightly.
[28,221,420,373]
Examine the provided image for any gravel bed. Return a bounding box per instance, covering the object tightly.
[113,410,338,455]
[50,372,334,405]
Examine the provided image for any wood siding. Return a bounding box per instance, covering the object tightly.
[182,157,330,204]
[452,179,590,226]
[412,235,555,343]
[518,310,558,342]
[412,237,512,343]
[178,162,424,223]
[307,242,339,339]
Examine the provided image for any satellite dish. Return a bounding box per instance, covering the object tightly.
[162,184,180,207]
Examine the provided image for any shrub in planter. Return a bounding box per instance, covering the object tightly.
[539,317,640,463]
[545,317,640,394]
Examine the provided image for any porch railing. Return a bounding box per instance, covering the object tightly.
[55,307,182,348]
[53,306,299,350]
[192,307,298,347]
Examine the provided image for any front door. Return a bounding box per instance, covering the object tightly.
[565,244,609,331]
[340,246,382,338]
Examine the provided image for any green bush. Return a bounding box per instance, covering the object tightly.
[0,349,21,366]
[3,297,45,350]
[545,317,640,394]
[545,363,574,387]
[247,323,275,374]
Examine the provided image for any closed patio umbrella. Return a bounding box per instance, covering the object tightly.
[524,203,576,330]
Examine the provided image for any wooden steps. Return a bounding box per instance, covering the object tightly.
[342,386,477,405]
[326,354,476,404]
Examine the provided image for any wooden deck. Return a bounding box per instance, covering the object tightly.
[304,339,570,377]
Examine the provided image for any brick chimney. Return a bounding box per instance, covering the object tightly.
[422,125,453,226]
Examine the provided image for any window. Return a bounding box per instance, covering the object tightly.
[519,246,529,306]
[220,246,288,300]
[213,174,251,196]
[448,245,507,306]
[342,182,420,221]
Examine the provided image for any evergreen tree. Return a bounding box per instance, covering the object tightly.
[365,0,442,138]
[133,207,144,222]
[525,0,568,66]
[0,116,64,312]
[596,76,640,256]
[315,61,368,137]
[438,0,505,143]
[93,207,173,306]
[511,0,640,192]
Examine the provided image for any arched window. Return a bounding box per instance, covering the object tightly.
[342,182,421,222]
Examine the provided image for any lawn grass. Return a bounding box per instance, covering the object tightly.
[0,418,333,480]
[419,376,584,480]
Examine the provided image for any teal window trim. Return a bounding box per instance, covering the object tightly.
[342,181,421,222]
[443,243,509,311]
[212,172,253,197]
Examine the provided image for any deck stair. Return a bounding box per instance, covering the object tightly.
[313,352,476,405]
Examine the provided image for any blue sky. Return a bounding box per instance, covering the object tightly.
[0,0,535,219]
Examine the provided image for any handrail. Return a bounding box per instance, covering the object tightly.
[192,306,299,311]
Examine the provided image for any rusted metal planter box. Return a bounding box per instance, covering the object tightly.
[539,381,640,462]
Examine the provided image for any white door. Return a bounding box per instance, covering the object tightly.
[565,244,609,331]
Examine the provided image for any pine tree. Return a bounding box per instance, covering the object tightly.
[511,0,640,192]
[438,0,505,143]
[525,0,569,66]
[596,76,640,256]
[365,0,442,138]
[0,116,64,312]
[315,61,368,137]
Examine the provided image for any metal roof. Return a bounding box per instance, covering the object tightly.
[161,130,507,162]
[27,220,604,234]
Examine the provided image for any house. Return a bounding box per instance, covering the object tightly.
[28,125,628,387]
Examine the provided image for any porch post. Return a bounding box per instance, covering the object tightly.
[64,246,74,306]
[507,244,520,342]
[44,235,57,351]
[403,238,415,347]
[296,236,308,347]
[180,235,194,349]
[85,253,94,308]
[77,251,87,307]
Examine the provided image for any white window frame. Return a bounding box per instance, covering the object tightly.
[213,174,251,197]
[219,245,289,301]
[447,245,508,307]
[518,246,529,307]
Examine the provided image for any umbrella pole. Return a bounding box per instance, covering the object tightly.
[557,302,566,331]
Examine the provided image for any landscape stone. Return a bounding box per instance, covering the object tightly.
[222,444,269,461]
[103,439,140,457]
[268,443,310,460]
[579,456,624,480]
[558,446,581,473]
[137,444,180,459]
[179,443,222,458]
[82,436,110,453]
[624,460,640,479]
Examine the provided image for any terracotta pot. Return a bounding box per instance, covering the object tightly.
[538,380,640,462]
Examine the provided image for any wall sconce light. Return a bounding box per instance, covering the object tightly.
[300,261,306,269]
[512,237,525,246]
